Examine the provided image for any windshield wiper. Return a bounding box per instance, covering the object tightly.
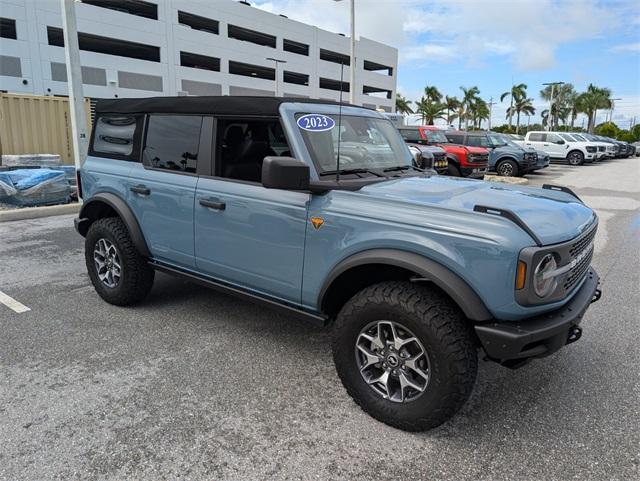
[320,168,385,178]
[383,165,423,173]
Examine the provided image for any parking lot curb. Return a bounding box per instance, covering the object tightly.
[0,202,81,222]
[483,175,529,185]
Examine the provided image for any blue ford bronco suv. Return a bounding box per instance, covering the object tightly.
[76,96,601,431]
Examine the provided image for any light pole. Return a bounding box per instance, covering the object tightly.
[542,81,564,131]
[61,0,89,172]
[266,57,287,97]
[607,98,622,123]
[334,0,356,104]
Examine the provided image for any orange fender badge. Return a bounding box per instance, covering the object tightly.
[310,217,324,230]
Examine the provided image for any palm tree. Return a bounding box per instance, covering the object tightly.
[395,93,413,115]
[510,97,536,133]
[500,83,527,130]
[460,86,480,129]
[575,84,612,133]
[540,83,575,130]
[415,97,446,125]
[456,102,466,130]
[444,95,460,125]
[468,98,489,129]
[567,92,579,128]
[424,86,442,103]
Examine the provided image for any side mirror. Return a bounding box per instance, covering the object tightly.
[262,157,310,190]
[556,139,565,145]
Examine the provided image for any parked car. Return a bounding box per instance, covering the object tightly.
[444,130,537,177]
[517,131,598,165]
[565,133,608,160]
[396,128,449,174]
[497,134,550,172]
[398,126,489,178]
[632,141,640,156]
[577,133,617,158]
[75,96,602,432]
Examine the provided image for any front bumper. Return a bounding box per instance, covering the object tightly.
[475,268,600,366]
[461,166,488,178]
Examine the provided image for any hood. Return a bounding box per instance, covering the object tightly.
[358,176,595,245]
[441,143,487,154]
[495,145,526,155]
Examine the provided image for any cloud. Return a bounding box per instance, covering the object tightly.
[254,0,630,72]
[610,42,640,53]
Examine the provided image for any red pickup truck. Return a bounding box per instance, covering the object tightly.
[399,126,489,178]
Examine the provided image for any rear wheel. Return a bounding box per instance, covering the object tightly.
[496,159,519,177]
[332,281,478,431]
[567,150,584,166]
[85,217,154,306]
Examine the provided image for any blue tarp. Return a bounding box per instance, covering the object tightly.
[0,168,70,206]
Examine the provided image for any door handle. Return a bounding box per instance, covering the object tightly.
[543,144,549,146]
[199,198,226,211]
[130,185,150,196]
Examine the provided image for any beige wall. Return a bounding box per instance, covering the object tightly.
[0,93,91,165]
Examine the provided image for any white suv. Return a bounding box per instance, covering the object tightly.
[572,133,616,158]
[518,131,598,165]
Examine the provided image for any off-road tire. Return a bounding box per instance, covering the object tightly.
[85,217,154,306]
[447,162,462,177]
[567,150,584,166]
[496,159,519,177]
[332,281,478,431]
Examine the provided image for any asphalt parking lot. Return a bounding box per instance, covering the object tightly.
[1,158,639,480]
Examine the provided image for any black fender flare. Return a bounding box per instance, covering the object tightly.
[445,152,460,165]
[318,249,492,321]
[77,192,151,257]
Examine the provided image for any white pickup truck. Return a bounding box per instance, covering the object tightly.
[515,131,599,165]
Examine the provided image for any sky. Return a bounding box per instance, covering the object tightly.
[254,0,640,129]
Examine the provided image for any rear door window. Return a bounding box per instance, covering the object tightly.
[143,115,203,173]
[528,133,546,142]
[91,115,143,160]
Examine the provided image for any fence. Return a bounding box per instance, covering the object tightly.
[0,93,92,165]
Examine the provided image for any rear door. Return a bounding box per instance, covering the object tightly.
[127,114,213,269]
[193,118,309,304]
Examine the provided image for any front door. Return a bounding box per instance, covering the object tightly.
[127,114,210,269]
[193,118,308,304]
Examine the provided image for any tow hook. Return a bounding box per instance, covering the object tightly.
[567,326,582,345]
[591,288,602,303]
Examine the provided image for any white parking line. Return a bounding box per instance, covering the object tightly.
[0,290,31,313]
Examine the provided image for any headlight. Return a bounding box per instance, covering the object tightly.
[586,146,596,153]
[533,253,558,298]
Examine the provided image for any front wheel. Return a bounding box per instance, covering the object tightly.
[567,150,584,166]
[447,162,462,177]
[331,281,478,431]
[496,159,519,177]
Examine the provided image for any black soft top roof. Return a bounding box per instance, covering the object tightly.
[95,96,348,116]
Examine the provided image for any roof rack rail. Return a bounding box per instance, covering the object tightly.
[473,205,543,247]
[542,184,582,202]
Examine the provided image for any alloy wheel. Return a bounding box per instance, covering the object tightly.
[93,238,121,288]
[355,320,430,403]
[498,162,514,176]
[568,152,583,165]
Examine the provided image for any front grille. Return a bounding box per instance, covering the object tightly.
[565,225,597,291]
[564,246,593,291]
[598,146,605,152]
[433,153,445,162]
[469,154,488,163]
[570,226,597,257]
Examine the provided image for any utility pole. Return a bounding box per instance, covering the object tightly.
[334,0,356,104]
[61,0,89,172]
[607,98,622,123]
[487,96,496,131]
[542,81,564,131]
[266,57,287,97]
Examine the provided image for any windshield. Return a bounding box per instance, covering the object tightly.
[425,130,449,143]
[560,133,578,142]
[488,134,508,147]
[296,114,413,173]
[496,134,521,149]
[572,134,587,141]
